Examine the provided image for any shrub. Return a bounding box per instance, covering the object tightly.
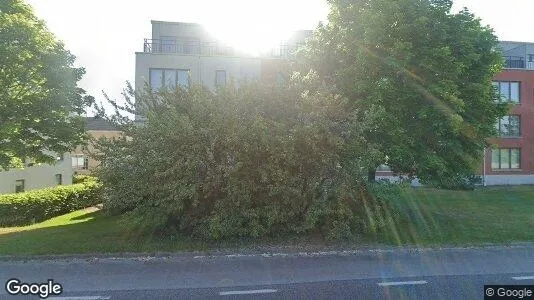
[94,78,382,240]
[73,174,97,184]
[0,180,102,226]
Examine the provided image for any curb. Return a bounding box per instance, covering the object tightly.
[1,242,534,262]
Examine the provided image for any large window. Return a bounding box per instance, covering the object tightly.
[72,155,89,170]
[492,81,520,103]
[215,70,226,87]
[150,69,190,90]
[492,148,521,170]
[496,115,520,137]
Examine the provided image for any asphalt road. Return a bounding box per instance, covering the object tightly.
[1,245,534,299]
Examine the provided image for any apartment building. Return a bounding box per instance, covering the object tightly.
[377,41,534,186]
[135,21,310,107]
[72,117,122,175]
[0,154,73,194]
[481,41,534,185]
[136,21,533,186]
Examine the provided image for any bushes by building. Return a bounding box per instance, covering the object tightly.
[0,178,102,226]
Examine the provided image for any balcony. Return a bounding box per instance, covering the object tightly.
[143,38,301,59]
[143,39,237,56]
[504,56,526,69]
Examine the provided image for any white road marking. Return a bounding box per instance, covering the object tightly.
[378,280,428,287]
[48,296,111,300]
[512,276,534,280]
[219,289,278,295]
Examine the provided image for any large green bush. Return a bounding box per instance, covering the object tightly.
[0,179,102,226]
[94,76,383,240]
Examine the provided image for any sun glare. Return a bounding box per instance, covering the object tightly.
[195,0,328,55]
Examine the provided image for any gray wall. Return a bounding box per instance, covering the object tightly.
[135,53,262,91]
[484,175,534,186]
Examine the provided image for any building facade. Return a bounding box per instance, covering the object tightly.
[481,41,534,185]
[136,21,533,186]
[72,117,122,175]
[0,154,73,194]
[135,21,310,100]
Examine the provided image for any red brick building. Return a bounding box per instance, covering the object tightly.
[481,41,534,185]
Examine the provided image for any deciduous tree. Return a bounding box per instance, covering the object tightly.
[299,0,507,188]
[0,0,93,169]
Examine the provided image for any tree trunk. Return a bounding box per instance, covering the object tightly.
[368,167,376,183]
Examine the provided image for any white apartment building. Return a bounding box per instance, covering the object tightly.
[0,154,73,194]
[135,21,312,119]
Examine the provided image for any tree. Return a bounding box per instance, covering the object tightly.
[0,0,93,169]
[299,0,507,188]
[93,78,383,240]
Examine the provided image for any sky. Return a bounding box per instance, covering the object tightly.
[24,0,534,115]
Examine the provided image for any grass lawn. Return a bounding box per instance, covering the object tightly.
[0,185,533,256]
[371,185,534,246]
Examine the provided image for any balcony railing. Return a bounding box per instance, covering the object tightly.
[143,39,241,56]
[504,56,525,69]
[143,38,301,59]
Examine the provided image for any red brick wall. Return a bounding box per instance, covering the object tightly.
[482,69,534,175]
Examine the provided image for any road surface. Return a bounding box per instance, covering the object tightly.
[1,245,533,299]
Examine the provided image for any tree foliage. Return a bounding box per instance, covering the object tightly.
[94,78,384,240]
[299,0,507,188]
[0,0,93,169]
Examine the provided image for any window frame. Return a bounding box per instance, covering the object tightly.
[491,148,521,170]
[15,179,25,193]
[72,154,88,169]
[149,68,191,90]
[55,174,63,185]
[215,70,226,87]
[497,115,521,137]
[493,81,521,103]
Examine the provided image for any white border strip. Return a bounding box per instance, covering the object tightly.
[49,297,111,300]
[219,289,278,295]
[378,280,427,287]
[512,276,534,280]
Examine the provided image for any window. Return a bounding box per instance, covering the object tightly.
[164,69,176,89]
[72,155,88,170]
[150,69,163,90]
[493,81,520,103]
[150,69,190,90]
[216,70,226,87]
[496,115,520,137]
[529,54,534,62]
[15,180,25,193]
[376,165,392,172]
[492,148,521,169]
[177,70,190,88]
[55,174,62,185]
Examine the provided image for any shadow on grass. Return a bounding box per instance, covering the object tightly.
[0,209,207,256]
[70,210,102,221]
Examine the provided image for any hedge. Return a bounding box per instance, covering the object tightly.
[0,179,102,227]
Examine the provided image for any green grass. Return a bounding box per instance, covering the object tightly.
[0,207,204,256]
[0,185,533,256]
[370,185,534,246]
